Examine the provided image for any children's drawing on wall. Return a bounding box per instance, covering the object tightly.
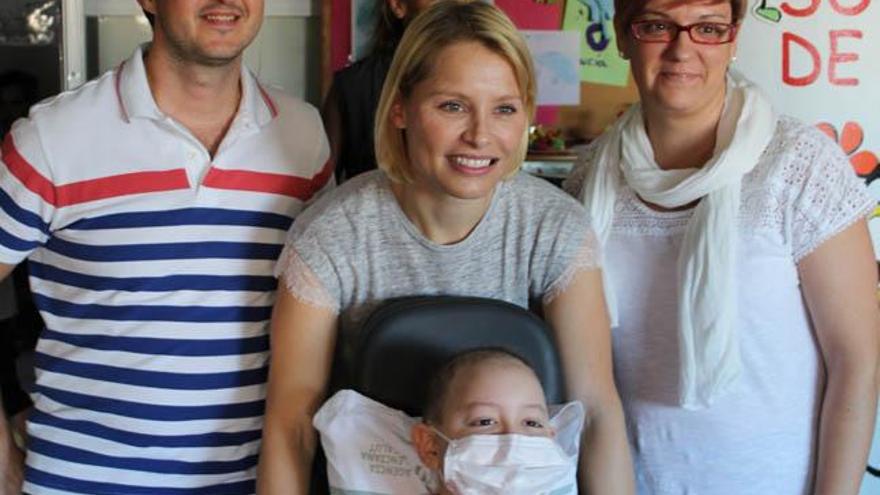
[753,0,783,23]
[522,30,580,106]
[562,0,629,86]
[816,121,879,177]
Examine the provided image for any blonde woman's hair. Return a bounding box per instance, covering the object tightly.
[374,0,536,183]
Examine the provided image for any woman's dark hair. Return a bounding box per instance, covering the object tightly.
[370,0,412,56]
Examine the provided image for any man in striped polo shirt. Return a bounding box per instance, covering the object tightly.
[0,1,333,493]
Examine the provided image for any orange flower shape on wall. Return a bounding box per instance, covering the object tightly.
[816,121,879,177]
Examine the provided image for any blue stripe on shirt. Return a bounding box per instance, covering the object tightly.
[29,436,258,474]
[64,207,293,231]
[0,226,41,252]
[29,261,278,292]
[0,186,51,234]
[32,293,272,322]
[36,385,265,420]
[40,328,269,356]
[35,352,268,390]
[27,467,256,495]
[45,237,283,262]
[28,410,262,448]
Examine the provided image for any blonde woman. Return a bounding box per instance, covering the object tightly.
[257,2,634,493]
[565,0,880,493]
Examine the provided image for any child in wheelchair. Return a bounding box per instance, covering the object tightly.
[314,348,582,494]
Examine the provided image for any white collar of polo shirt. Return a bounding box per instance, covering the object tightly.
[115,43,277,130]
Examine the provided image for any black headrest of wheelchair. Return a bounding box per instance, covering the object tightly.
[355,295,565,417]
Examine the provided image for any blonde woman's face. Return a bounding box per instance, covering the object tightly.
[391,41,528,202]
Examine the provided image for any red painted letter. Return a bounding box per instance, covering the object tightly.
[782,0,820,16]
[830,0,871,15]
[783,32,821,86]
[829,30,862,86]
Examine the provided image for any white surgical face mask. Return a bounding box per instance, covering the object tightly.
[434,429,578,495]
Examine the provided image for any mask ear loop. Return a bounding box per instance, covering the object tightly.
[430,426,454,445]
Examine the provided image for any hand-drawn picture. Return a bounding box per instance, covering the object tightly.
[522,30,580,106]
[752,0,783,23]
[816,121,879,178]
[562,0,629,86]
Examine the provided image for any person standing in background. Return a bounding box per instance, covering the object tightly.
[0,0,333,493]
[564,0,879,493]
[321,0,437,182]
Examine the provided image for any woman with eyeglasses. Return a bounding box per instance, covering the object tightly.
[564,0,879,493]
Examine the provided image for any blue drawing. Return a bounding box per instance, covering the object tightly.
[576,0,613,22]
[538,51,580,86]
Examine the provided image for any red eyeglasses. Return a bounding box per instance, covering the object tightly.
[629,20,738,45]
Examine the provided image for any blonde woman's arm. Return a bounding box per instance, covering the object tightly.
[544,267,635,495]
[256,285,338,495]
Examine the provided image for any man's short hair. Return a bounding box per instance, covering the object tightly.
[422,347,536,424]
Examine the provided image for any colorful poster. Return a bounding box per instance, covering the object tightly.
[561,0,630,86]
[522,30,581,106]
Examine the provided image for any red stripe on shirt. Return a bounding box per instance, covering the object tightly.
[2,133,57,205]
[203,159,334,201]
[256,83,278,119]
[55,169,190,207]
[3,133,190,207]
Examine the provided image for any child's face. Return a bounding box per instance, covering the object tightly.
[437,359,553,440]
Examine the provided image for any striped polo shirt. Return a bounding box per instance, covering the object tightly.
[0,47,333,494]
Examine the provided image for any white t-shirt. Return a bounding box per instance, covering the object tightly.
[565,117,875,495]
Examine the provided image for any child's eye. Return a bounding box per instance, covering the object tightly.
[468,417,497,427]
[524,419,545,429]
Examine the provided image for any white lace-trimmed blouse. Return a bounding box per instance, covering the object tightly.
[564,116,875,494]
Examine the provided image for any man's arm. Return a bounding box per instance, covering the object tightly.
[0,262,24,494]
[0,393,25,495]
[800,220,880,495]
[0,264,14,283]
[544,268,636,495]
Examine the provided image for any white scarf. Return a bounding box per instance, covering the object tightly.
[580,72,777,409]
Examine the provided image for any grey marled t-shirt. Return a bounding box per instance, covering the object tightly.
[276,170,599,376]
